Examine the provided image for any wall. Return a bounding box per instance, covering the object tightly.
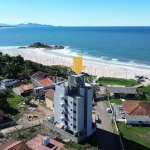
[76,97,84,132]
[54,85,68,125]
[12,88,21,95]
[0,121,16,129]
[43,119,87,143]
[32,79,41,87]
[86,87,93,137]
[45,97,53,110]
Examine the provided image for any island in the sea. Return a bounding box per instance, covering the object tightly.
[19,42,64,50]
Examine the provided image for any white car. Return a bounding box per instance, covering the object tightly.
[106,108,112,113]
[120,111,125,114]
[121,114,125,119]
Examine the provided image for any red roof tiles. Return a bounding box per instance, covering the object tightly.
[17,84,34,93]
[26,134,64,150]
[122,101,150,115]
[38,78,54,87]
[32,71,47,79]
[45,90,55,99]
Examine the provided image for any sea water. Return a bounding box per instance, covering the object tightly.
[0,26,150,68]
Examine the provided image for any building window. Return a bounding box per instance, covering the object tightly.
[73,103,76,106]
[71,102,72,104]
[73,110,76,113]
[139,121,142,123]
[73,118,76,121]
[62,112,63,114]
[71,116,72,118]
[62,119,64,121]
[71,124,72,126]
[71,109,72,111]
[73,125,76,128]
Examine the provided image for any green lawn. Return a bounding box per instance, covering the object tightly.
[97,77,138,87]
[140,85,150,99]
[110,99,122,105]
[85,75,96,83]
[117,122,150,149]
[11,125,41,141]
[6,93,24,120]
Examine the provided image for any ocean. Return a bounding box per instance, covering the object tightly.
[0,26,150,68]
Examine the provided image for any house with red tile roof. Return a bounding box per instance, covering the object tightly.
[122,101,150,125]
[13,84,34,96]
[26,134,64,150]
[45,89,55,110]
[0,140,31,150]
[31,71,48,80]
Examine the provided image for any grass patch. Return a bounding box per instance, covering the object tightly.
[97,77,138,87]
[10,125,41,141]
[117,122,150,149]
[110,99,122,105]
[64,133,97,150]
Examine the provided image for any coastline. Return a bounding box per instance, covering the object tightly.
[0,47,150,85]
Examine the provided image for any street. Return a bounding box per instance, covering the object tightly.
[94,101,119,150]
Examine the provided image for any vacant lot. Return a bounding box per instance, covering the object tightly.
[117,122,150,149]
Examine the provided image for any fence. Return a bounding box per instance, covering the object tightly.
[43,119,88,143]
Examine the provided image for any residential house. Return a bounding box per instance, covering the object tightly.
[122,101,150,125]
[0,85,6,93]
[31,71,47,80]
[13,84,34,96]
[33,78,54,98]
[0,139,31,150]
[26,134,64,150]
[45,89,55,110]
[107,85,138,98]
[0,79,17,88]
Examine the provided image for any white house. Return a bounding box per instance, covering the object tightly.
[123,101,150,125]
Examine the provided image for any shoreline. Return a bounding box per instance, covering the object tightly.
[0,47,150,85]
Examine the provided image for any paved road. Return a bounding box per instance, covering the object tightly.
[94,101,118,150]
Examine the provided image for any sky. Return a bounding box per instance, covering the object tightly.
[0,0,150,26]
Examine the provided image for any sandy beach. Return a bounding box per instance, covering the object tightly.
[1,47,150,85]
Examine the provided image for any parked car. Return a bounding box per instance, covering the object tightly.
[95,115,101,123]
[120,111,125,114]
[106,108,112,113]
[121,114,125,119]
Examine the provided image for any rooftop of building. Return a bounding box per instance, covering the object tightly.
[45,89,55,99]
[1,79,15,83]
[17,84,34,93]
[38,78,54,87]
[107,86,137,94]
[26,134,64,150]
[32,71,47,79]
[122,101,150,115]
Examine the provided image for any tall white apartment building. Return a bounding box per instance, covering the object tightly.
[54,74,93,137]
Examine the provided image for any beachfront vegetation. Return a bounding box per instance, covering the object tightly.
[117,122,150,149]
[140,85,150,99]
[0,91,24,120]
[0,52,69,78]
[97,77,138,87]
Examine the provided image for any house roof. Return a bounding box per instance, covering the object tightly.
[17,84,34,93]
[1,140,31,150]
[32,71,47,79]
[122,101,150,115]
[1,79,15,83]
[38,78,54,87]
[26,134,64,150]
[107,86,137,94]
[45,89,55,99]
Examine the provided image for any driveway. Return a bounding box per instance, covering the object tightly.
[94,101,118,150]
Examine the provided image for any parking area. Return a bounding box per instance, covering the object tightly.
[111,103,126,121]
